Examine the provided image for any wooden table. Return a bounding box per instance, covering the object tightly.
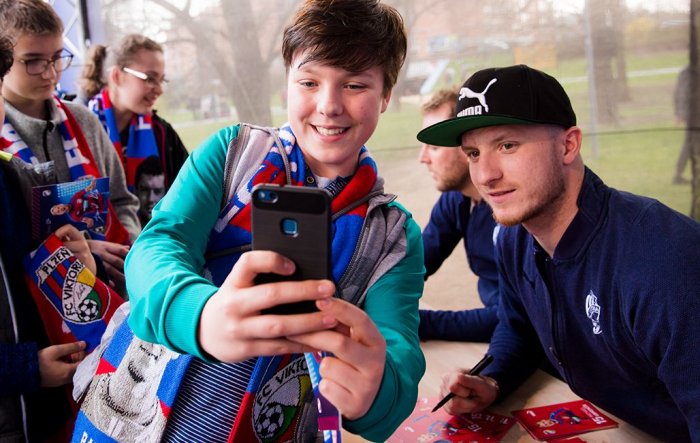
[343,340,660,442]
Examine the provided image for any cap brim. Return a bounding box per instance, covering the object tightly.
[417,115,539,147]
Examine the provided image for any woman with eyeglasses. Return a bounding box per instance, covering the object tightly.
[79,34,188,229]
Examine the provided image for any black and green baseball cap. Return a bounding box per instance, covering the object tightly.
[417,64,577,147]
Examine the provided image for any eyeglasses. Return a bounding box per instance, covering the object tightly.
[122,67,168,88]
[16,51,74,75]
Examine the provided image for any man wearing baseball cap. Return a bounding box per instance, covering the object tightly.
[420,65,700,441]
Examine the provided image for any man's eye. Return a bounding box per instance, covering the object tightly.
[502,143,516,150]
[464,150,479,160]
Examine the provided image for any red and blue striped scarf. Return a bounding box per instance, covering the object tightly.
[2,96,100,180]
[0,96,130,245]
[88,88,160,191]
[206,123,377,285]
[23,231,125,441]
[23,233,124,353]
[72,315,190,443]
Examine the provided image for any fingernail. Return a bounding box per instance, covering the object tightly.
[284,259,295,274]
[318,281,334,295]
[317,298,332,309]
[322,315,337,326]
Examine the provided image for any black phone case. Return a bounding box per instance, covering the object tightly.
[251,184,331,314]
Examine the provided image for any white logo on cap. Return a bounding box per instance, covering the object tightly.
[458,78,498,115]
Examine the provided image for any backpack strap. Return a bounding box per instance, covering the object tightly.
[220,123,291,211]
[221,123,251,210]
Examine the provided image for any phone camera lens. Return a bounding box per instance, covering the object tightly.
[258,190,278,203]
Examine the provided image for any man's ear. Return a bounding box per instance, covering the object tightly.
[380,89,392,113]
[561,126,582,165]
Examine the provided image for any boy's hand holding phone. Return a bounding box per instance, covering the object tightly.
[199,184,387,417]
[197,250,338,363]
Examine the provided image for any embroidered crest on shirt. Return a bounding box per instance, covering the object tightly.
[585,291,602,335]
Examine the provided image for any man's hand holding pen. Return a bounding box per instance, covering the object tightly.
[435,355,500,415]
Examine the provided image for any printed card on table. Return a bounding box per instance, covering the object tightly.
[511,399,618,441]
[388,396,516,442]
[31,177,109,241]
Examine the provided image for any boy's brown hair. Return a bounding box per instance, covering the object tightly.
[0,34,13,78]
[0,0,64,39]
[422,89,459,116]
[282,0,407,96]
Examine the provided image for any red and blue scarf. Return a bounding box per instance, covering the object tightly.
[23,232,124,443]
[0,96,130,245]
[206,123,377,286]
[23,233,124,353]
[89,88,160,191]
[72,316,190,443]
[1,97,96,179]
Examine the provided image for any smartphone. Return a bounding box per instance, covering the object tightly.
[251,184,332,314]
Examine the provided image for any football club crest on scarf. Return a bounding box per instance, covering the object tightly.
[23,233,124,352]
[230,355,314,443]
[89,88,160,191]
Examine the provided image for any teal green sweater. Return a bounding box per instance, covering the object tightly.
[125,125,425,441]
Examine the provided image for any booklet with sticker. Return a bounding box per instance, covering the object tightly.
[511,399,618,441]
[31,177,109,241]
[388,396,516,442]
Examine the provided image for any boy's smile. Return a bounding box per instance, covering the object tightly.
[286,50,391,179]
